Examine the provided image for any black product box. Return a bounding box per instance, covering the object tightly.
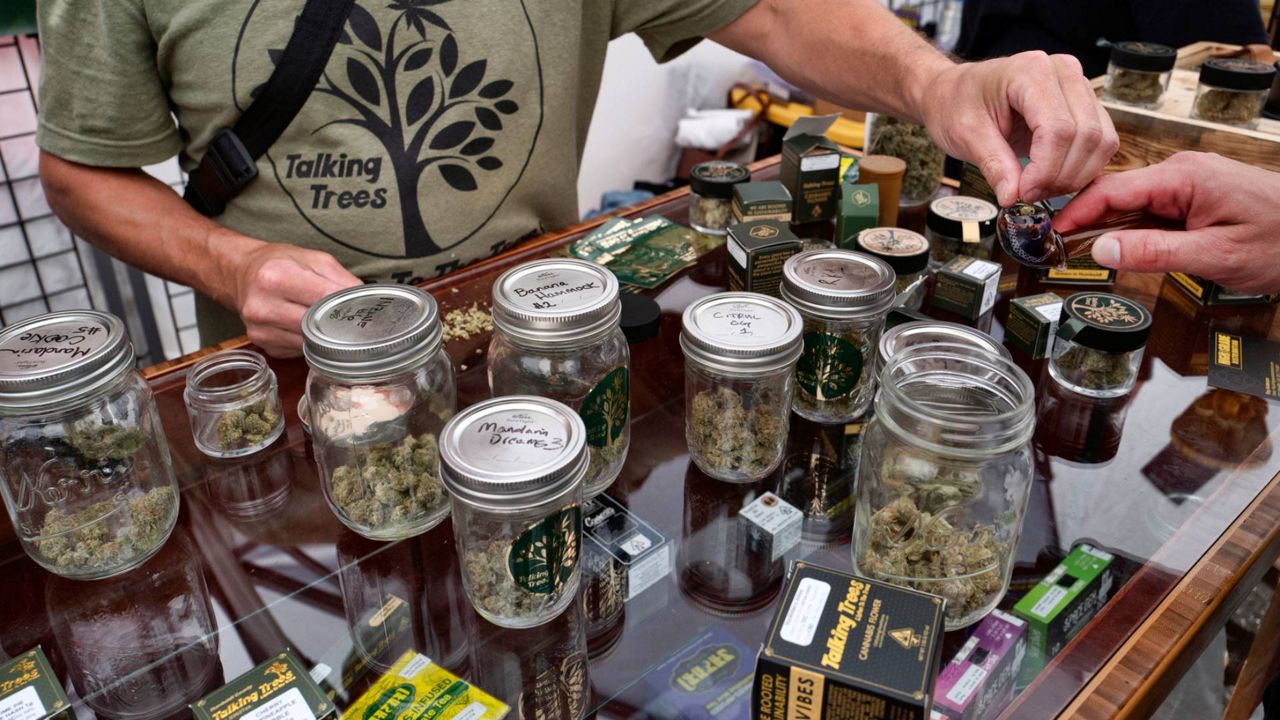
[734,182,793,224]
[0,647,71,720]
[1004,293,1063,359]
[727,220,801,299]
[753,562,945,720]
[932,256,1002,320]
[1167,272,1279,306]
[780,115,841,223]
[1037,256,1116,286]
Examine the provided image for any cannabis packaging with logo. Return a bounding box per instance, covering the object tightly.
[1048,292,1152,399]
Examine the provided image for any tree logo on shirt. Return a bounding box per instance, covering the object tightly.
[232,0,544,260]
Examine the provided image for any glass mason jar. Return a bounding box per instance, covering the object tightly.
[680,292,804,483]
[689,160,750,235]
[1191,58,1276,129]
[1103,41,1176,108]
[926,195,999,268]
[864,113,944,205]
[440,396,588,629]
[852,344,1036,630]
[781,249,897,423]
[876,320,1009,375]
[184,349,283,458]
[0,311,179,580]
[856,227,930,310]
[303,284,456,540]
[1048,292,1152,399]
[489,259,629,499]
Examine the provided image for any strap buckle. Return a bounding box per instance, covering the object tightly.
[184,128,259,217]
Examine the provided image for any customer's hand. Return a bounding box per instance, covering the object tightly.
[918,52,1120,206]
[231,242,361,357]
[1053,152,1280,294]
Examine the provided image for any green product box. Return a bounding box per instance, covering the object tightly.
[835,184,880,249]
[753,562,945,720]
[0,647,71,720]
[1167,272,1280,306]
[779,115,841,223]
[1013,544,1114,686]
[727,220,801,299]
[932,256,1002,320]
[1005,293,1063,359]
[193,651,335,720]
[733,182,793,224]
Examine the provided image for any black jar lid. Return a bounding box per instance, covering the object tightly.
[927,195,999,239]
[620,292,661,343]
[689,160,750,199]
[1057,292,1152,352]
[855,227,930,276]
[1199,58,1277,92]
[1109,42,1177,73]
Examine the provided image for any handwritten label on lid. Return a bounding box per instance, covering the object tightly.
[320,294,419,341]
[0,320,111,375]
[699,300,792,345]
[457,408,571,470]
[504,266,609,313]
[793,256,883,292]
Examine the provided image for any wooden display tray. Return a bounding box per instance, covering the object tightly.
[1092,42,1280,173]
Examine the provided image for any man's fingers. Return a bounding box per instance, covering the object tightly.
[1091,229,1210,274]
[1007,54,1075,202]
[1052,66,1118,195]
[1054,158,1194,233]
[309,252,364,288]
[245,324,306,358]
[967,123,1025,207]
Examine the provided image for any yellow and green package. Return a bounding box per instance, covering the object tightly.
[343,651,508,720]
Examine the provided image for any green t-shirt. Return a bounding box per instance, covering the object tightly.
[36,0,756,344]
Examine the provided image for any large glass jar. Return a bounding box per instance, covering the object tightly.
[440,396,587,629]
[303,284,456,540]
[855,227,930,310]
[1103,42,1176,108]
[184,349,283,458]
[0,311,179,580]
[680,292,804,483]
[926,195,999,268]
[853,343,1036,630]
[864,114,944,205]
[1191,58,1276,129]
[1048,292,1152,399]
[781,249,897,423]
[876,320,1008,375]
[489,259,629,498]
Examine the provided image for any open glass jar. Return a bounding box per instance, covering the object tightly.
[303,284,455,540]
[876,320,1008,374]
[440,396,587,628]
[855,227,930,310]
[680,292,804,483]
[689,160,750,235]
[184,349,283,458]
[853,343,1035,630]
[1192,58,1276,129]
[1103,41,1176,108]
[926,195,999,268]
[781,249,897,423]
[489,259,629,498]
[1048,292,1152,398]
[0,311,179,580]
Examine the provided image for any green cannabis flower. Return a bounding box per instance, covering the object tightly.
[1053,346,1133,391]
[463,537,574,620]
[867,116,944,203]
[35,486,176,573]
[330,433,446,531]
[1195,87,1264,126]
[689,386,786,478]
[215,399,281,451]
[1108,68,1165,105]
[64,421,145,462]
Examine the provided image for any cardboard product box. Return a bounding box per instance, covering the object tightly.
[1004,293,1063,359]
[192,651,336,720]
[1167,272,1280,306]
[933,611,1028,720]
[727,220,802,299]
[780,115,842,223]
[733,182,794,224]
[343,651,508,720]
[1013,544,1115,686]
[932,257,1002,320]
[1037,256,1116,286]
[835,184,880,248]
[753,562,946,720]
[0,648,71,720]
[630,626,757,720]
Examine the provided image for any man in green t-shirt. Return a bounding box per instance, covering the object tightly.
[36,0,1117,356]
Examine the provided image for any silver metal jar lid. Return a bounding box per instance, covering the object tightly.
[439,396,588,510]
[877,320,1010,369]
[0,310,134,411]
[302,284,443,380]
[680,292,803,374]
[780,249,896,320]
[491,259,621,347]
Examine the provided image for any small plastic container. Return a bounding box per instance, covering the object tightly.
[1192,58,1277,129]
[439,396,587,628]
[184,349,283,458]
[680,292,804,483]
[689,160,750,235]
[926,195,999,268]
[1049,292,1152,398]
[855,227,930,310]
[1103,41,1176,108]
[780,249,897,423]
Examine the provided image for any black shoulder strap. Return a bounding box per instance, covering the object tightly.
[185,0,356,217]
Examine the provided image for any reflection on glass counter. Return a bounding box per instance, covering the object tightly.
[203,439,293,520]
[775,414,861,543]
[1035,378,1134,464]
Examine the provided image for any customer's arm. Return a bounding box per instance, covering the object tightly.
[709,0,1119,206]
[40,153,359,357]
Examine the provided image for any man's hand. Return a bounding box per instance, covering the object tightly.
[918,52,1120,206]
[1053,152,1280,294]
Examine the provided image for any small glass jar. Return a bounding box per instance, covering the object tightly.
[680,292,804,483]
[489,259,629,498]
[303,284,456,540]
[440,396,587,629]
[856,227,930,310]
[876,320,1009,374]
[1103,41,1176,108]
[1048,292,1151,398]
[0,310,179,580]
[781,249,897,423]
[689,160,750,235]
[864,114,944,205]
[853,344,1036,629]
[184,349,283,458]
[926,195,999,268]
[1192,58,1276,130]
